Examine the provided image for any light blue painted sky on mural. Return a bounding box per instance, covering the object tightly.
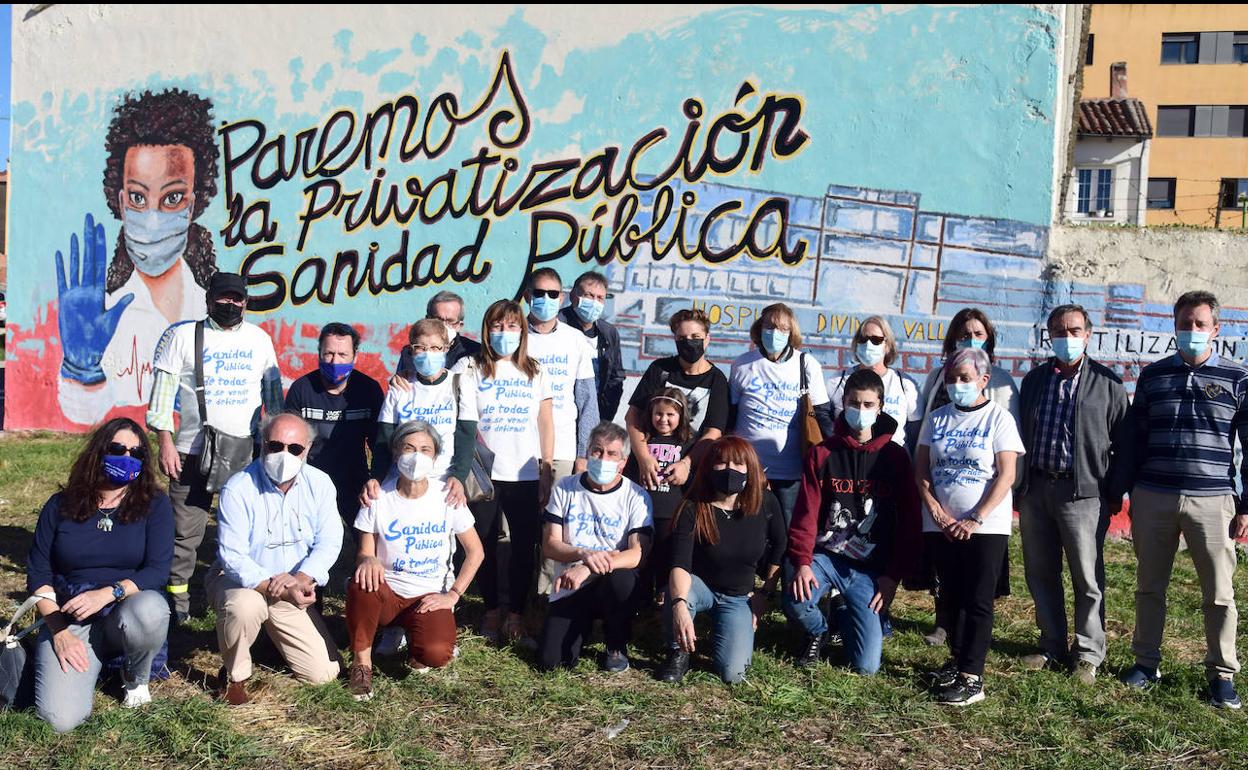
[9,4,1059,327]
[0,4,10,168]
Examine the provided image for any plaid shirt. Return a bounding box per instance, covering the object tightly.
[1033,359,1083,472]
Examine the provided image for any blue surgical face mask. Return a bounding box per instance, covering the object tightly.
[855,341,885,367]
[121,203,192,277]
[102,454,143,486]
[414,351,446,378]
[319,360,354,386]
[490,330,522,356]
[762,328,789,355]
[844,406,878,433]
[586,457,619,485]
[574,297,604,324]
[946,382,981,408]
[1177,330,1211,358]
[1051,336,1085,365]
[529,294,561,323]
[957,338,986,351]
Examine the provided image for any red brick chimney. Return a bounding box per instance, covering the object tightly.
[1110,62,1128,99]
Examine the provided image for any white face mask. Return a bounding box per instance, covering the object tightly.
[397,451,436,481]
[443,322,458,343]
[263,451,304,484]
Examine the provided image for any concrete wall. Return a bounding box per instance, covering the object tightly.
[5,4,1070,430]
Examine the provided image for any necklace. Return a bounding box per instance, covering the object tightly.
[98,505,118,533]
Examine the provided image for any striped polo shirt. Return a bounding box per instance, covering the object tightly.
[1133,352,1248,497]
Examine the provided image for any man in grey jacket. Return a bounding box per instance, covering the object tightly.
[1017,304,1128,684]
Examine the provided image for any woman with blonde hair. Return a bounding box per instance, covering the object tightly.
[827,315,922,449]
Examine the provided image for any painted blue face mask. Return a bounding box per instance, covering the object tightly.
[490,330,522,356]
[414,351,446,378]
[102,454,143,486]
[1051,336,1085,364]
[1177,330,1211,358]
[529,294,561,323]
[762,328,789,355]
[844,406,878,433]
[574,297,604,324]
[957,338,986,351]
[946,382,981,408]
[121,204,192,277]
[587,457,619,485]
[319,360,354,386]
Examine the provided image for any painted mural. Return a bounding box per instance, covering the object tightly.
[11,4,1231,432]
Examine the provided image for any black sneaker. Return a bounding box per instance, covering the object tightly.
[926,659,959,690]
[658,649,691,683]
[937,673,985,706]
[602,649,630,674]
[1120,664,1161,690]
[1210,677,1242,710]
[796,632,825,668]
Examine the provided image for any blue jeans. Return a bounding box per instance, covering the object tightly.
[769,478,802,529]
[782,552,884,675]
[664,575,755,683]
[34,590,169,732]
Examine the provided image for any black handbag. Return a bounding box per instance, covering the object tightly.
[0,594,50,709]
[192,321,254,493]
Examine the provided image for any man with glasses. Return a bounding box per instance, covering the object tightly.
[560,271,624,422]
[207,412,343,705]
[395,291,482,376]
[526,268,599,480]
[147,272,283,624]
[284,323,384,528]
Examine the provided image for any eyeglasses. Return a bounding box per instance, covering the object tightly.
[861,335,886,345]
[410,343,447,353]
[530,289,561,300]
[265,440,306,457]
[428,315,464,328]
[106,441,147,459]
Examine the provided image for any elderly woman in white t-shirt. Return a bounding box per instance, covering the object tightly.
[346,420,485,701]
[728,303,834,527]
[915,347,1024,707]
[827,315,922,449]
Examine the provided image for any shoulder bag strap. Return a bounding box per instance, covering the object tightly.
[194,321,209,427]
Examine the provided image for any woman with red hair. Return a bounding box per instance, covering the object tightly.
[658,437,786,684]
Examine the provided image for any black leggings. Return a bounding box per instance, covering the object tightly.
[474,480,540,614]
[538,569,639,671]
[639,517,675,602]
[928,533,1008,677]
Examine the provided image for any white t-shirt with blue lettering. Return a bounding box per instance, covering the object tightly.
[152,320,279,454]
[827,367,922,447]
[543,474,654,602]
[729,349,830,480]
[918,401,1025,536]
[354,479,475,599]
[526,322,596,461]
[458,358,552,482]
[377,360,470,478]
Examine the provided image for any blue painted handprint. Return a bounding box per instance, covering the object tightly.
[56,213,135,384]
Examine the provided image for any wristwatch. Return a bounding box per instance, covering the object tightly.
[968,512,985,525]
[111,582,126,602]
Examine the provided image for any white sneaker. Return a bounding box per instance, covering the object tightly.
[122,682,152,709]
[374,627,408,657]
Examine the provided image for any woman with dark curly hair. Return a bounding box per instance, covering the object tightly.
[57,88,221,425]
[26,417,174,731]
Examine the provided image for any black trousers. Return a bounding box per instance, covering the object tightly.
[538,569,638,671]
[638,516,675,602]
[474,480,540,614]
[928,532,1009,677]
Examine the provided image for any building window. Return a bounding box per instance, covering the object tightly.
[1157,105,1248,137]
[1161,33,1199,64]
[1085,34,1095,66]
[1157,106,1194,136]
[1076,168,1113,215]
[1220,179,1248,209]
[1236,32,1248,62]
[1147,178,1176,209]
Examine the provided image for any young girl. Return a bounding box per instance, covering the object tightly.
[624,387,694,604]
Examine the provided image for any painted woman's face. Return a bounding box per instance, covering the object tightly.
[119,145,195,215]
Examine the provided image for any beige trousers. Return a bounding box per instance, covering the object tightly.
[1130,487,1240,677]
[207,569,342,685]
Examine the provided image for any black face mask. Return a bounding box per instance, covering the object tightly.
[676,338,705,364]
[209,300,244,328]
[711,467,748,496]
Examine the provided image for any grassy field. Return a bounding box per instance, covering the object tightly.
[0,431,1243,769]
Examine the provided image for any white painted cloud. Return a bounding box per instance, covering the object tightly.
[532,90,585,124]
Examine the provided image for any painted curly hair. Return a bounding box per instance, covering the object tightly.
[103,88,220,292]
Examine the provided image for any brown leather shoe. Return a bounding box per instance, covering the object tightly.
[219,668,250,706]
[348,663,374,701]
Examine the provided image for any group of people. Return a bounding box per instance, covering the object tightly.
[23,265,1248,730]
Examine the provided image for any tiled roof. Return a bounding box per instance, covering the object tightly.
[1077,98,1153,138]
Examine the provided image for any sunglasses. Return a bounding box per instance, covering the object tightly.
[530,289,561,300]
[106,441,147,459]
[265,440,306,457]
[861,335,886,345]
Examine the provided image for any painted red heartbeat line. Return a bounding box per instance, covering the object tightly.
[115,335,154,402]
